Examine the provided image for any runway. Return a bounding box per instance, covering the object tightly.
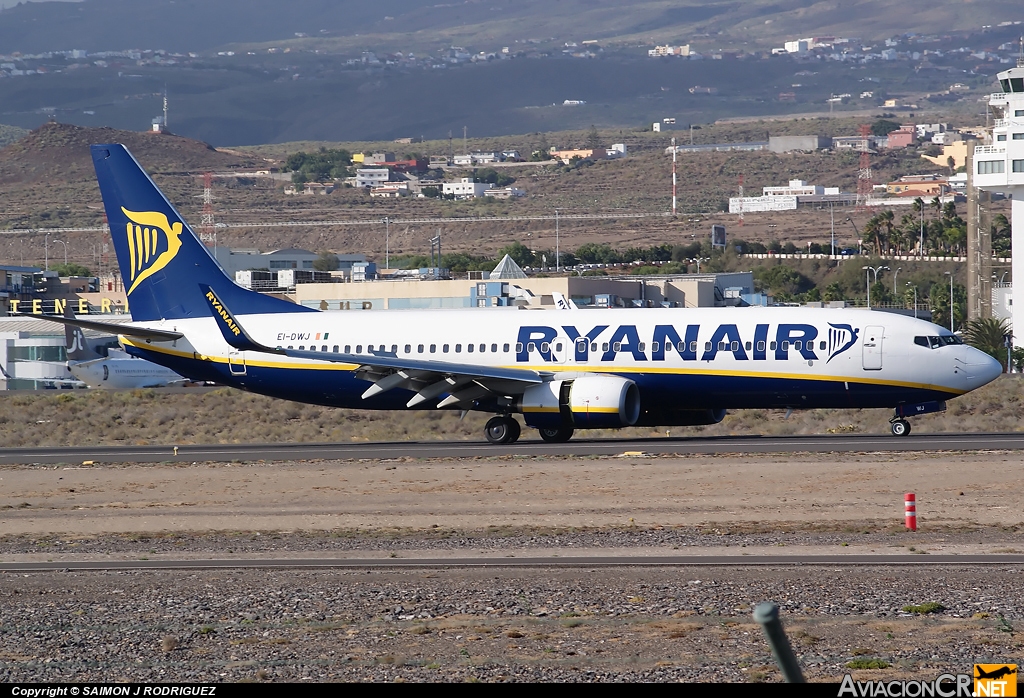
[4,554,1024,573]
[2,431,1024,465]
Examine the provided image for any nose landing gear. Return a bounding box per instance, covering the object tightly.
[889,400,945,437]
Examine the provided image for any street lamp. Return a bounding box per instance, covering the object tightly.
[44,232,49,270]
[52,239,68,267]
[906,281,917,319]
[555,208,561,272]
[944,270,955,332]
[381,217,390,269]
[862,265,889,308]
[892,267,901,294]
[690,257,708,274]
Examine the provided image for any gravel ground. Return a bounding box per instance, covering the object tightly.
[1,565,1022,683]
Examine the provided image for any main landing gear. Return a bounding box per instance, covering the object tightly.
[537,426,574,443]
[485,415,521,444]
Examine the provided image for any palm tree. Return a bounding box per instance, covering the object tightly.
[879,209,896,254]
[965,317,1011,371]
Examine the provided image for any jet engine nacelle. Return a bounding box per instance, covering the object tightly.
[518,376,641,429]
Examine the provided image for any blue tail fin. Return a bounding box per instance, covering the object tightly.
[91,144,313,322]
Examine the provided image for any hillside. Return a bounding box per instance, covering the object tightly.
[0,123,27,148]
[0,0,1021,54]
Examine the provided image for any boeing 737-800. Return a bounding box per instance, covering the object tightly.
[33,144,1003,443]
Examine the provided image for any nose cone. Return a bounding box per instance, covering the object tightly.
[964,347,1003,389]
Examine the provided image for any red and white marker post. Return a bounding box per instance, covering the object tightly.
[904,493,917,531]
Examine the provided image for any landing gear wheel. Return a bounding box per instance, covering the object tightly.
[485,416,520,444]
[890,419,911,437]
[538,426,575,443]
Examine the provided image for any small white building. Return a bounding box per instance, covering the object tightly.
[784,40,809,54]
[442,178,494,199]
[484,187,525,199]
[763,179,824,197]
[606,143,627,158]
[369,184,409,198]
[355,168,390,188]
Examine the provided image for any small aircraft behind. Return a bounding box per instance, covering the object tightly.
[32,144,1003,442]
[63,310,189,389]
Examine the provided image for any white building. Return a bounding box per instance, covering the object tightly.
[442,178,494,199]
[763,179,824,197]
[973,63,1024,347]
[355,168,390,188]
[784,40,809,54]
[606,143,628,158]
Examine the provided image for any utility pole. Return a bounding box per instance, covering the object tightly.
[555,208,561,272]
[671,137,677,217]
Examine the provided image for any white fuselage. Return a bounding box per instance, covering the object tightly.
[121,305,1002,413]
[68,350,186,390]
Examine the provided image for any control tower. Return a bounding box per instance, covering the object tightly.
[973,61,1024,346]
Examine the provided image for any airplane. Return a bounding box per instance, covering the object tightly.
[975,666,1017,681]
[32,144,1003,443]
[62,310,189,389]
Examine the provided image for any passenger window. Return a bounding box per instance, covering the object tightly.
[344,345,351,353]
[794,341,802,351]
[677,341,686,352]
[491,344,498,352]
[705,342,712,351]
[527,342,536,352]
[404,344,411,353]
[504,343,510,352]
[443,344,450,353]
[355,345,361,353]
[540,342,550,353]
[333,345,339,352]
[602,342,610,352]
[819,341,826,350]
[467,344,474,353]
[455,344,462,353]
[480,344,486,352]
[652,342,660,353]
[914,336,929,348]
[612,342,621,352]
[418,344,424,353]
[591,342,598,352]
[576,339,588,352]
[288,345,294,349]
[430,344,437,353]
[730,341,739,352]
[757,341,765,352]
[745,342,752,351]
[514,343,522,353]
[299,345,306,350]
[770,341,777,350]
[322,345,328,352]
[782,341,790,351]
[555,342,562,352]
[391,344,397,353]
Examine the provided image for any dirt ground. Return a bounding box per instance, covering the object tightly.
[2,451,1022,549]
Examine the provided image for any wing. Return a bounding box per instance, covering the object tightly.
[201,284,551,409]
[24,313,184,342]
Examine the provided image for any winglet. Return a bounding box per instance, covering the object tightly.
[199,284,282,354]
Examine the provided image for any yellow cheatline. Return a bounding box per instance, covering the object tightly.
[571,406,619,413]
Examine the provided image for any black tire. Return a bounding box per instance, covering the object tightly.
[507,418,521,444]
[485,416,516,444]
[538,426,574,443]
[890,419,910,437]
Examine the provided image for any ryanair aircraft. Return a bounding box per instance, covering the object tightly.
[38,144,1002,443]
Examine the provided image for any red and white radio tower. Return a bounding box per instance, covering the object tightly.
[200,172,215,245]
[856,124,873,209]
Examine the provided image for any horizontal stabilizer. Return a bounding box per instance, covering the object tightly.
[24,313,183,342]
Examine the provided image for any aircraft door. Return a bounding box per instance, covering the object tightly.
[862,325,884,370]
[228,351,247,376]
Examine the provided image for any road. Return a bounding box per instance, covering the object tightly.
[1,431,1023,465]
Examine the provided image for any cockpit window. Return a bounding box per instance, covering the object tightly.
[916,335,963,349]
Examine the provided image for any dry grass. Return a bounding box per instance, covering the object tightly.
[1,375,1019,448]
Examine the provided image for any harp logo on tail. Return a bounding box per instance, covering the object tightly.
[122,207,184,294]
[827,323,860,363]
